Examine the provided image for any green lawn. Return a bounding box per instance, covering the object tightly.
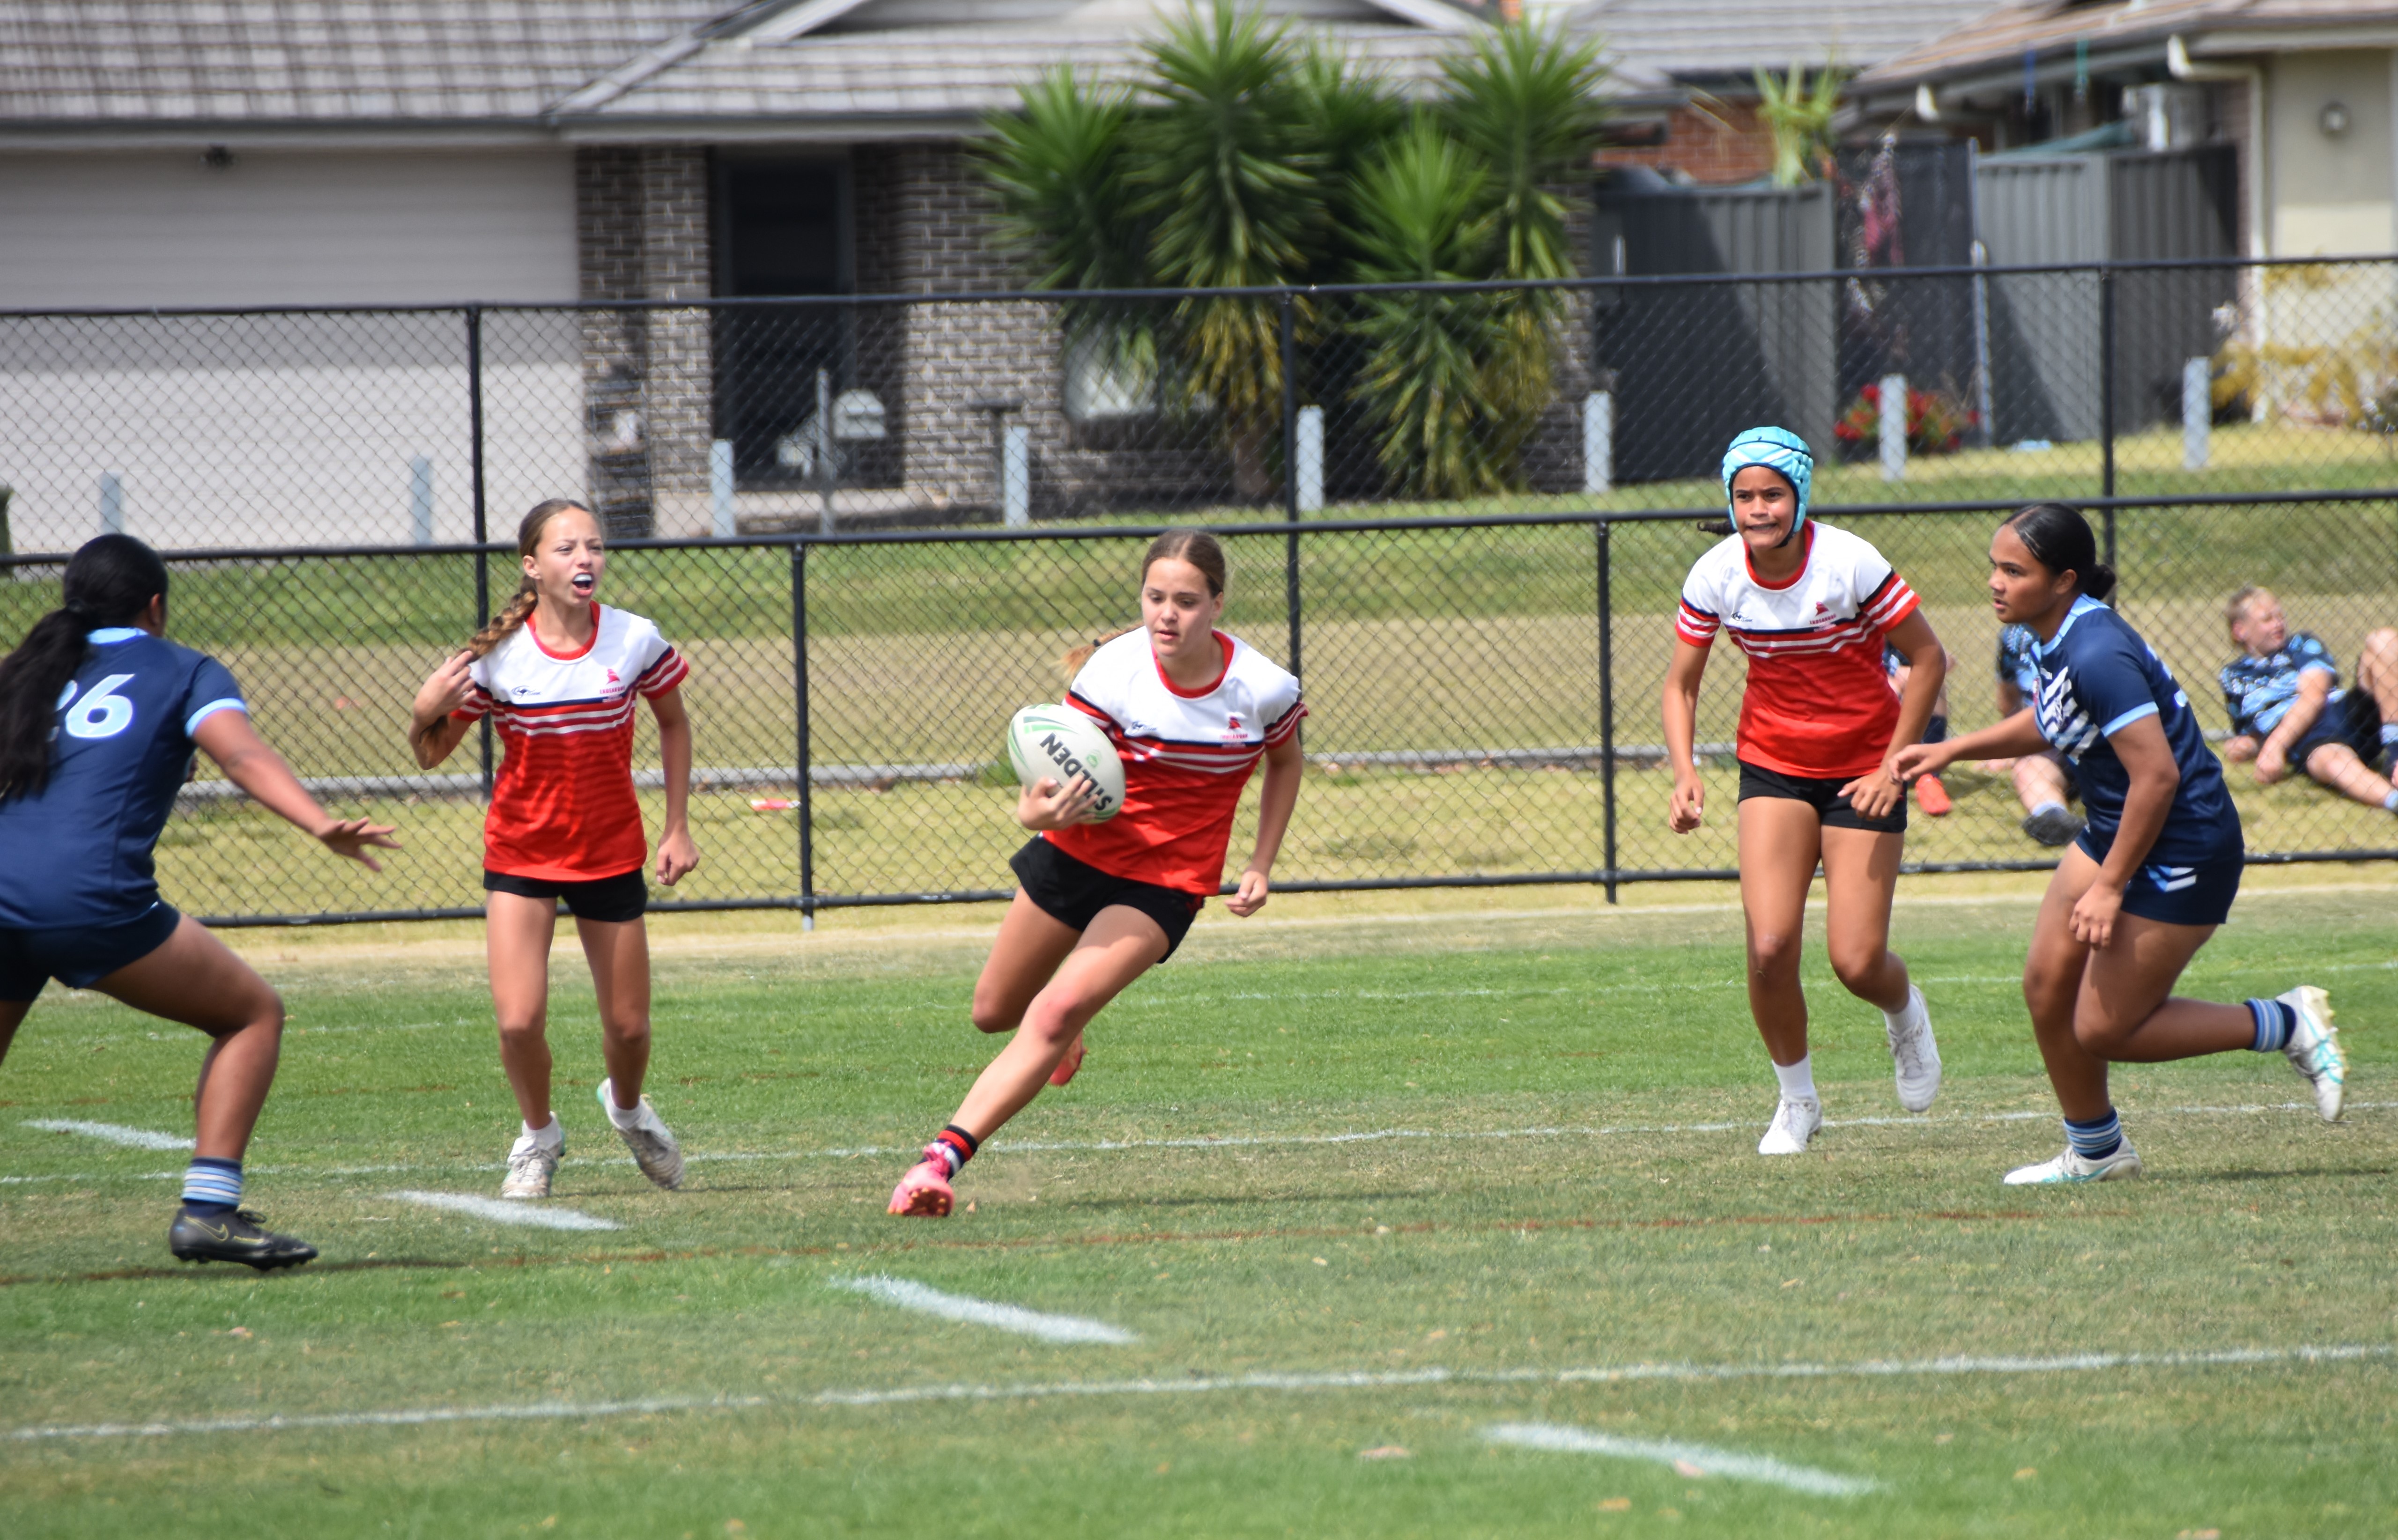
[2,884,2394,1536]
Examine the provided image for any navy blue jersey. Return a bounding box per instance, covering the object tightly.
[2218,631,2342,738]
[0,629,245,928]
[1996,624,2040,699]
[2033,597,2240,865]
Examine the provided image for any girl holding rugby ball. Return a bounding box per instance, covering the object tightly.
[889,529,1305,1217]
[1893,503,2343,1183]
[1663,427,1948,1156]
[408,500,697,1200]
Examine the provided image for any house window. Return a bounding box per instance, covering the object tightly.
[1064,324,1160,421]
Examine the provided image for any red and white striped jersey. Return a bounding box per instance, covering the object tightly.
[1047,629,1304,896]
[453,602,689,881]
[1674,523,1919,780]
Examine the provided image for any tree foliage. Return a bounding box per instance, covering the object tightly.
[973,2,1609,502]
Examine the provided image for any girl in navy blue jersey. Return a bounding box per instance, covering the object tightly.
[0,536,398,1267]
[1895,505,2345,1183]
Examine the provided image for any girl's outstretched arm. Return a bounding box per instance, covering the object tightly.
[1227,730,1302,918]
[649,684,699,885]
[407,652,477,770]
[1893,708,2048,781]
[193,710,400,869]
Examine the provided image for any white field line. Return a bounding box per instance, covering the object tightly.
[1483,1422,1878,1497]
[830,1275,1138,1345]
[386,1192,620,1231]
[21,1120,192,1151]
[8,1343,2388,1443]
[8,1098,2391,1189]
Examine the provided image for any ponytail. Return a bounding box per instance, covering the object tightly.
[1061,625,1139,683]
[465,580,540,659]
[0,533,170,802]
[2002,501,2117,602]
[459,499,591,659]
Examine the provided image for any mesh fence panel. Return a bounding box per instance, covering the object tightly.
[4,264,2398,921]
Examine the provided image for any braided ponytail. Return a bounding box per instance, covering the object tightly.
[459,499,590,658]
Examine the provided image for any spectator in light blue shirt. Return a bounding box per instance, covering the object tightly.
[2218,587,2398,815]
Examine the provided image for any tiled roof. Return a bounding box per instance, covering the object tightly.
[0,0,1503,130]
[1858,0,2398,90]
[1545,0,2015,83]
[585,21,1487,121]
[0,1,738,123]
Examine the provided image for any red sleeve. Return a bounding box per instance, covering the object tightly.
[636,647,689,698]
[1858,571,1919,637]
[1263,700,1307,745]
[451,684,493,722]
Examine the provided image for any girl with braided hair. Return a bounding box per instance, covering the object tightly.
[409,500,697,1200]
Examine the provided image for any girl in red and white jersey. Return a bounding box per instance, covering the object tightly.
[889,529,1304,1217]
[407,500,698,1200]
[1662,427,1949,1157]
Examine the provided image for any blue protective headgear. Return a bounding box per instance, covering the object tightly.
[1721,426,1814,546]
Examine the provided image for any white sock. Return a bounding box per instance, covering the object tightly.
[1772,1054,1817,1103]
[2029,800,2069,818]
[599,1080,645,1130]
[1881,986,1922,1029]
[2382,788,2398,812]
[521,1116,562,1149]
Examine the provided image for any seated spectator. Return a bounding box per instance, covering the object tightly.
[1987,623,2085,847]
[2219,586,2398,813]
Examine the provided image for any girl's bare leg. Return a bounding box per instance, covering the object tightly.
[1818,825,1911,1013]
[576,915,652,1105]
[969,891,1084,1034]
[486,891,561,1128]
[95,916,285,1159]
[2303,742,2398,810]
[2022,852,2112,1123]
[1736,796,1823,1067]
[950,906,1166,1142]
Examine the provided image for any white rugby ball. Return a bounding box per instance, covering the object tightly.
[1006,704,1125,822]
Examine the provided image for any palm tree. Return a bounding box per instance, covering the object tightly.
[1754,62,1845,187]
[1346,118,1510,497]
[977,66,1149,293]
[1439,19,1608,464]
[1130,0,1325,499]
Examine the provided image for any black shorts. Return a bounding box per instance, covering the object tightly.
[1736,759,1907,833]
[0,902,182,1002]
[1009,838,1203,960]
[2075,829,2244,927]
[483,867,648,923]
[2290,691,2385,772]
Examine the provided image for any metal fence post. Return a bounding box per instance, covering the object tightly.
[792,539,815,931]
[1597,519,1617,905]
[467,305,493,802]
[2099,264,2118,506]
[1279,289,1303,682]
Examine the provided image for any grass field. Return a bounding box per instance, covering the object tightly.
[3,876,2395,1537]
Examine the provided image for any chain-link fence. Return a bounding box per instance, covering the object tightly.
[3,259,2396,923]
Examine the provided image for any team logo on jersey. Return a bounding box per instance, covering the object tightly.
[1226,714,1242,731]
[606,668,620,686]
[1813,601,1831,615]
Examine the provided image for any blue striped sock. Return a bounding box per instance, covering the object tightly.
[2063,1111,2122,1161]
[180,1157,242,1214]
[2248,997,2296,1053]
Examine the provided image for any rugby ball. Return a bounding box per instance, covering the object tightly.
[1006,704,1124,822]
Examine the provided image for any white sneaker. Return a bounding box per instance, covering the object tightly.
[2278,986,2346,1123]
[599,1080,685,1190]
[1757,1096,1821,1156]
[500,1133,560,1199]
[1885,985,1942,1114]
[2002,1142,2143,1185]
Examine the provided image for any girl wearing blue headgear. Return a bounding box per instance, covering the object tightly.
[1662,427,1950,1157]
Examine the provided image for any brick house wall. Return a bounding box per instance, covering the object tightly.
[1597,102,1779,187]
[575,145,712,536]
